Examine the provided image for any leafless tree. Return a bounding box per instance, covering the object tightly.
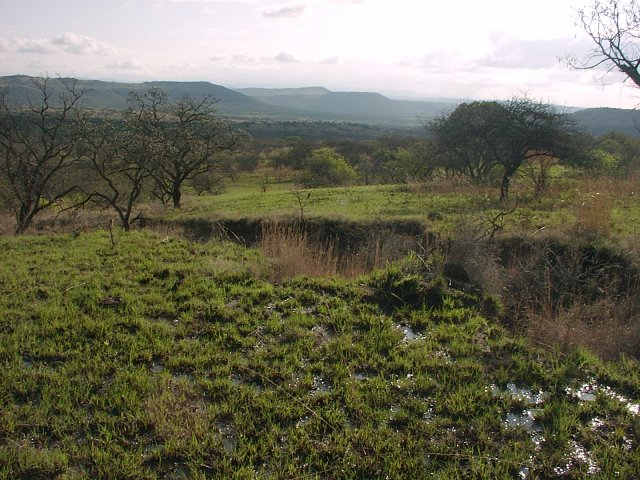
[127,88,249,208]
[568,0,640,87]
[0,77,87,233]
[80,120,151,231]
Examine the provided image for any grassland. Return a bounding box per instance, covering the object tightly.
[1,230,639,479]
[153,170,640,239]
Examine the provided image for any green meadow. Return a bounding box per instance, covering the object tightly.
[1,220,639,478]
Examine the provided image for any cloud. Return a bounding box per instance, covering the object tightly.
[273,52,298,63]
[51,32,114,55]
[320,56,339,64]
[0,33,115,56]
[481,34,588,70]
[105,60,143,70]
[0,36,55,54]
[261,4,305,18]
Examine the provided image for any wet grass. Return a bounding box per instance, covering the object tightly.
[1,230,639,478]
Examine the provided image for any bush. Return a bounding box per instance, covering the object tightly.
[300,147,357,187]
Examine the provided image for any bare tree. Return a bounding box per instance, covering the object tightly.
[127,88,249,208]
[569,0,640,87]
[0,77,86,233]
[80,120,151,231]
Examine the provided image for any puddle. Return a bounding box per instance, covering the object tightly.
[230,373,244,386]
[172,373,194,383]
[311,375,331,395]
[296,415,311,429]
[492,383,547,406]
[422,405,435,423]
[397,325,422,342]
[215,418,237,454]
[492,384,546,449]
[22,355,33,368]
[353,371,370,381]
[151,362,164,374]
[144,443,165,456]
[504,410,539,431]
[566,380,640,416]
[553,440,600,476]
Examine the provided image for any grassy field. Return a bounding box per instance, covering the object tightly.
[1,230,639,478]
[154,170,640,239]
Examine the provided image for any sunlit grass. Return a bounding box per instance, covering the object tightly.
[1,230,638,478]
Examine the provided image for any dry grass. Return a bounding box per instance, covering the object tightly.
[259,220,389,282]
[523,298,640,360]
[572,192,613,237]
[500,237,640,360]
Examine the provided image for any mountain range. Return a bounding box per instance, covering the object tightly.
[1,75,638,136]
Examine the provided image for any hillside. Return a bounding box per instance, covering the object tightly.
[237,87,458,121]
[0,76,457,125]
[2,75,640,135]
[572,107,640,137]
[0,75,290,118]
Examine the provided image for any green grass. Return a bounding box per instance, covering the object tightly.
[161,170,640,239]
[1,230,638,478]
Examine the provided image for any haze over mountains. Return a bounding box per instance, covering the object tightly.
[1,75,639,136]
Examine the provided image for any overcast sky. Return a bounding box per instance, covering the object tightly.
[1,0,638,108]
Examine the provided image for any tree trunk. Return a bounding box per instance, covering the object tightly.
[500,174,511,202]
[172,187,181,209]
[15,204,34,234]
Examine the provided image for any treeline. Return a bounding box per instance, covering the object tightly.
[2,78,639,234]
[0,78,248,233]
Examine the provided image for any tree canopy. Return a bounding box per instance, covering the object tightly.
[430,98,586,200]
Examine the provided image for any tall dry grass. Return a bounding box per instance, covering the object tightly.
[572,193,613,237]
[500,238,640,360]
[259,220,389,282]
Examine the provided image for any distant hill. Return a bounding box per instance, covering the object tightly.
[2,76,640,136]
[0,75,288,117]
[237,87,457,122]
[571,107,640,137]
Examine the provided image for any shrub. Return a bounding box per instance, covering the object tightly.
[300,147,357,187]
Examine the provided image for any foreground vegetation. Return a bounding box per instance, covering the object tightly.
[1,230,638,479]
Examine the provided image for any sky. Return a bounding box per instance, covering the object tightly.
[1,0,639,109]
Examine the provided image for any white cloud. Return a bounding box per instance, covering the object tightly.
[320,56,339,64]
[51,32,114,55]
[0,36,55,54]
[0,33,115,56]
[261,4,305,18]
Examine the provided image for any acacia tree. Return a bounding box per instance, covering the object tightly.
[568,0,640,87]
[0,77,86,233]
[80,120,152,231]
[431,99,585,201]
[127,88,248,208]
[429,102,502,183]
